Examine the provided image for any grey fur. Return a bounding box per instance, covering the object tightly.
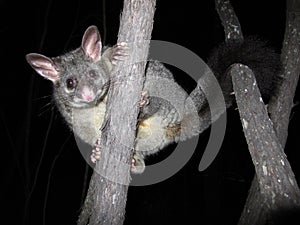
[26,27,280,174]
[26,26,200,174]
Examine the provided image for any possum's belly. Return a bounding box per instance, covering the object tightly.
[72,102,106,145]
[135,115,181,156]
[71,102,181,154]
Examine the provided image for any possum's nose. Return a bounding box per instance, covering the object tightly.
[81,85,95,102]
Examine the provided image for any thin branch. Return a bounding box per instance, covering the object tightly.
[23,103,54,225]
[23,0,53,224]
[214,0,244,44]
[80,163,91,207]
[43,135,71,225]
[268,0,300,147]
[102,0,107,43]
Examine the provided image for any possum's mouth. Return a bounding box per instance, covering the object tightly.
[78,84,108,106]
[69,81,109,108]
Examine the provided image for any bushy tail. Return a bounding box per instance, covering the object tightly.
[188,36,281,133]
[190,36,281,110]
[207,36,281,103]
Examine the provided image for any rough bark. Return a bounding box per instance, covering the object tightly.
[237,1,300,224]
[268,0,300,147]
[215,0,244,44]
[230,64,300,224]
[78,0,156,224]
[214,0,300,224]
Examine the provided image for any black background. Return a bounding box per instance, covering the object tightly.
[1,0,299,225]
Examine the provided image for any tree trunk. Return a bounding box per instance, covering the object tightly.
[230,63,300,224]
[78,0,156,224]
[238,1,300,224]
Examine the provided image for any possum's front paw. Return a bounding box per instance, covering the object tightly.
[110,42,129,65]
[91,138,145,174]
[91,138,101,163]
[131,154,145,174]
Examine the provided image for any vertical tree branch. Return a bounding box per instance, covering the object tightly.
[268,0,300,146]
[78,1,156,224]
[23,1,53,224]
[215,0,244,44]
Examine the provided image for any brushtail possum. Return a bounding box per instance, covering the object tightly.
[26,26,200,173]
[26,26,280,174]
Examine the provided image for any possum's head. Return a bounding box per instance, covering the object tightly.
[26,25,109,108]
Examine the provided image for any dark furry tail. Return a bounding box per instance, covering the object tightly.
[190,36,281,113]
[207,36,281,105]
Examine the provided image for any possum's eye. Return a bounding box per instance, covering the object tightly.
[66,78,77,92]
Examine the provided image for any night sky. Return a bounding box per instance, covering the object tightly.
[1,0,299,225]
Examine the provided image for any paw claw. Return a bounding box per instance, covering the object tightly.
[118,42,128,47]
[139,90,150,107]
[130,154,145,174]
[131,158,136,166]
[91,155,97,164]
[91,138,101,163]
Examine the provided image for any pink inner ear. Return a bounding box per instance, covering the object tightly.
[26,53,60,82]
[36,67,59,81]
[81,26,102,61]
[86,42,102,61]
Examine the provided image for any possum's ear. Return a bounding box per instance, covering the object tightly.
[81,25,102,62]
[26,53,60,82]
